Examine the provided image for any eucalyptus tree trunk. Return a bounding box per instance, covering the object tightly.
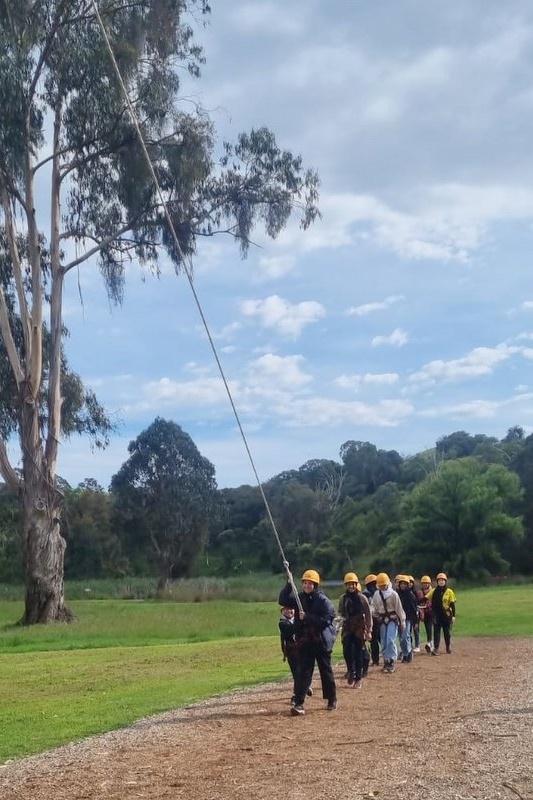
[18,379,72,625]
[20,486,71,624]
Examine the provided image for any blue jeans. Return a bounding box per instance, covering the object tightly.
[400,620,412,657]
[380,620,399,663]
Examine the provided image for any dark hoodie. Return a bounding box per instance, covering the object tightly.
[278,583,337,652]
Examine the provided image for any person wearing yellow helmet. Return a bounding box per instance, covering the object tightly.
[396,576,418,664]
[418,575,434,653]
[338,573,372,689]
[370,573,406,673]
[407,576,421,653]
[428,572,457,655]
[362,573,381,667]
[278,570,337,715]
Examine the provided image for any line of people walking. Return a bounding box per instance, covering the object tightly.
[279,568,457,715]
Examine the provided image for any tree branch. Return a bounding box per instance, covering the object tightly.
[0,439,21,491]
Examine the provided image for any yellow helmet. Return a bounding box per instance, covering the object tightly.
[420,575,431,584]
[397,574,410,584]
[395,574,402,582]
[408,575,415,583]
[344,572,359,584]
[376,572,390,588]
[364,573,377,585]
[437,572,447,581]
[302,569,320,585]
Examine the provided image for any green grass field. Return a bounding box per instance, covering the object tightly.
[0,584,531,764]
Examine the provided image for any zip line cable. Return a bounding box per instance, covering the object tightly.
[89,1,302,609]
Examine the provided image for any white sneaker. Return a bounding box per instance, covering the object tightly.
[413,646,421,653]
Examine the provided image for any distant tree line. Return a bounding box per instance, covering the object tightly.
[1,422,532,587]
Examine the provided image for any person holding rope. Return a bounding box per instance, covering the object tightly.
[279,569,338,716]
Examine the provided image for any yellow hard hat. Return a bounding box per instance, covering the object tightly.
[364,573,377,584]
[344,572,359,584]
[408,575,415,583]
[398,574,410,584]
[376,572,390,588]
[302,569,320,585]
[420,575,431,584]
[437,572,447,581]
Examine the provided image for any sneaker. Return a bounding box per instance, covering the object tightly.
[388,661,396,673]
[432,649,439,656]
[347,675,355,687]
[291,705,305,716]
[381,662,389,673]
[403,652,413,663]
[413,646,421,653]
[306,687,313,696]
[353,679,362,689]
[290,696,296,706]
[326,700,338,711]
[424,643,432,654]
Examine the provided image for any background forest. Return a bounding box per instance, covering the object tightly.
[1,419,532,588]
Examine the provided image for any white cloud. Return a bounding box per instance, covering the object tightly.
[346,295,405,316]
[275,396,414,428]
[421,392,533,420]
[257,254,297,280]
[240,294,325,338]
[134,376,232,410]
[229,2,304,35]
[334,372,400,390]
[410,345,518,385]
[371,328,409,347]
[247,353,312,390]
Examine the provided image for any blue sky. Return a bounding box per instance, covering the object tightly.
[31,0,533,489]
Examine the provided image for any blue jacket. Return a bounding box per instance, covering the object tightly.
[278,583,337,652]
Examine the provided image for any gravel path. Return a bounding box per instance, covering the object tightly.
[1,637,532,800]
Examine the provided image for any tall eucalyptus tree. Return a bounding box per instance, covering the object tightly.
[0,0,319,622]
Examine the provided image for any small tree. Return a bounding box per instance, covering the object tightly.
[0,0,319,622]
[111,417,218,591]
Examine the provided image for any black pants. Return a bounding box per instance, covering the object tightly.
[370,624,380,664]
[285,648,300,696]
[294,642,336,705]
[423,613,433,644]
[342,633,365,680]
[433,614,451,651]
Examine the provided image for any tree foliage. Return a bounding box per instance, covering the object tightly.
[0,0,320,621]
[394,458,523,579]
[110,418,218,589]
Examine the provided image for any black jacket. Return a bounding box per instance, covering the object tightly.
[278,583,337,652]
[397,587,419,624]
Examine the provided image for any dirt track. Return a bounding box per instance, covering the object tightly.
[1,637,532,800]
